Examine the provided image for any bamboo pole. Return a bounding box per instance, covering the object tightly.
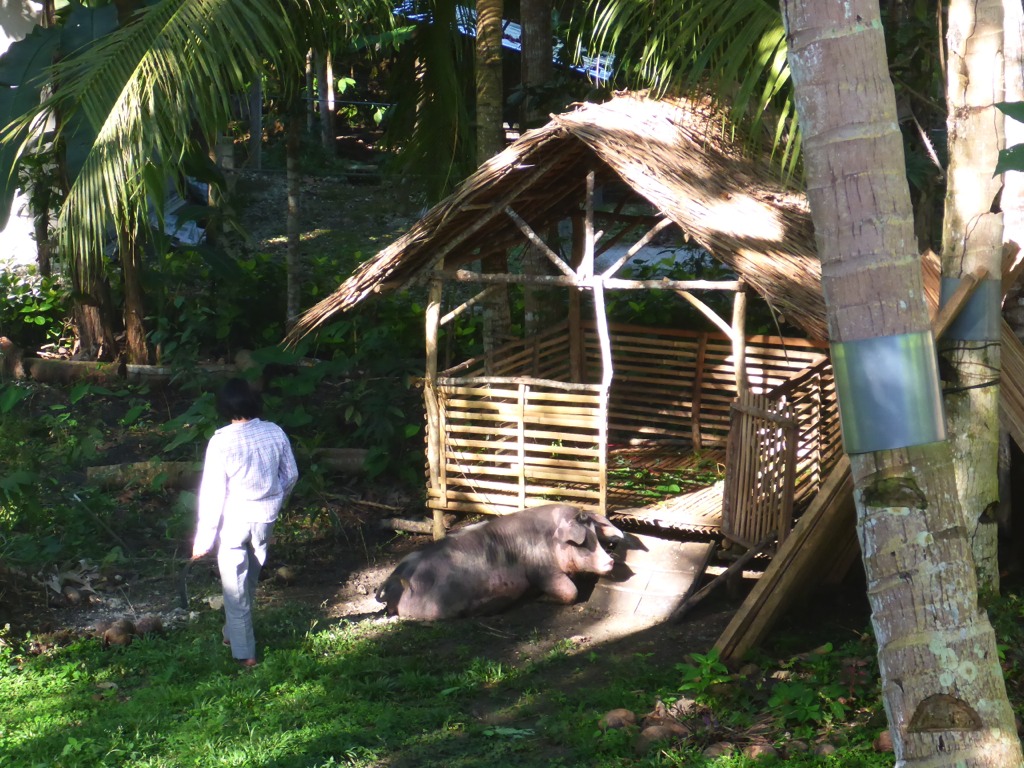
[592,282,612,515]
[440,284,500,326]
[600,217,675,278]
[732,283,748,394]
[581,171,595,278]
[440,269,743,292]
[424,275,445,539]
[518,384,527,508]
[569,213,585,382]
[674,289,734,337]
[691,334,708,449]
[503,206,577,278]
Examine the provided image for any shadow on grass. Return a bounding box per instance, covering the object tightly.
[1,589,750,768]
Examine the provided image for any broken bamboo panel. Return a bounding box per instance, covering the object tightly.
[671,533,774,623]
[1001,320,1024,451]
[714,455,855,662]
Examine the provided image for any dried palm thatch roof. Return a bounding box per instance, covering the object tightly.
[292,93,828,341]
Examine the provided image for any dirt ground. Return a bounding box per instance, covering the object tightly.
[19,517,746,671]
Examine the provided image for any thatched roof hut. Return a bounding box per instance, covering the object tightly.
[292,93,827,341]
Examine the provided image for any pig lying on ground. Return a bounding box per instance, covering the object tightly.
[376,504,624,619]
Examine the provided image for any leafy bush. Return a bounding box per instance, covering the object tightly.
[147,247,287,365]
[0,265,73,353]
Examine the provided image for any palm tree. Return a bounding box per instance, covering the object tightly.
[3,0,392,359]
[939,0,1005,591]
[784,1,1020,764]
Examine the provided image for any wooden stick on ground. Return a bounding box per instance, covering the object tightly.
[670,533,774,623]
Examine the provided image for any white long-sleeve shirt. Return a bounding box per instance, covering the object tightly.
[193,418,299,556]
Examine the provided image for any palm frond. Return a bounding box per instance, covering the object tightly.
[8,0,393,280]
[578,0,799,171]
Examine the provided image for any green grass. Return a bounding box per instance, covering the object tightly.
[0,593,915,768]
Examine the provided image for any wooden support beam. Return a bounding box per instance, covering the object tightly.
[424,275,445,540]
[440,285,500,327]
[503,206,577,278]
[441,269,743,292]
[732,284,748,394]
[600,217,675,278]
[592,282,612,514]
[674,289,734,338]
[581,170,596,278]
[671,534,775,623]
[932,265,989,339]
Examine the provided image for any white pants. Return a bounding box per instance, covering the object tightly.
[217,519,273,660]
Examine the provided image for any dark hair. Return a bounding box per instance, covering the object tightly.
[216,378,262,421]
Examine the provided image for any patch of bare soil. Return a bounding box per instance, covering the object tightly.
[13,519,741,671]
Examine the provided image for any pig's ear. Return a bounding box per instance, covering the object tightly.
[554,516,590,546]
[585,512,624,541]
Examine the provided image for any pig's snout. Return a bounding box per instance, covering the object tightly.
[592,545,615,574]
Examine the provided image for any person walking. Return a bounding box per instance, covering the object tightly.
[191,378,298,667]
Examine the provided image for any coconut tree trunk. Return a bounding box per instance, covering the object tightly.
[1005,0,1024,264]
[477,0,510,354]
[938,0,1006,592]
[476,0,504,163]
[520,0,552,129]
[71,265,117,361]
[783,1,1022,766]
[286,88,303,327]
[520,0,557,336]
[119,225,149,365]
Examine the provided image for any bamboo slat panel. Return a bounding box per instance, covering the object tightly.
[456,321,573,379]
[720,358,841,548]
[1001,320,1024,451]
[721,392,797,549]
[581,323,827,446]
[431,321,834,527]
[431,379,607,515]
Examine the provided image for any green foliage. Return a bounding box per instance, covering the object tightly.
[997,102,1024,175]
[380,0,476,202]
[573,0,799,176]
[675,649,732,700]
[0,266,73,353]
[148,248,287,365]
[0,380,182,567]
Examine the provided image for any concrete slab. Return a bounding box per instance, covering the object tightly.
[588,533,716,618]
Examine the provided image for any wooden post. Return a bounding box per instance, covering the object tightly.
[691,334,708,449]
[568,214,585,382]
[518,384,527,509]
[581,171,596,278]
[425,274,445,539]
[732,282,748,395]
[592,283,612,515]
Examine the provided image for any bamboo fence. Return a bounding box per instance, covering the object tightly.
[427,322,842,539]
